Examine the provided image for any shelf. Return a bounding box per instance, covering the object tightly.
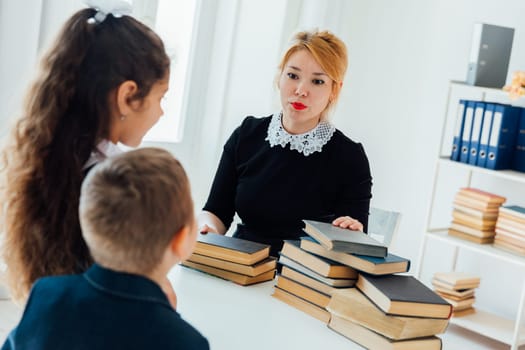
[426,230,525,267]
[439,157,525,183]
[451,309,525,346]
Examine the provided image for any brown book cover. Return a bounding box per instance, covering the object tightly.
[194,233,270,265]
[452,211,497,229]
[302,220,387,257]
[452,307,476,318]
[449,222,495,238]
[432,272,480,290]
[187,254,276,277]
[280,240,358,279]
[441,296,475,311]
[495,228,525,247]
[494,237,525,255]
[280,266,337,296]
[300,237,410,275]
[495,218,525,234]
[447,228,494,244]
[278,254,356,287]
[457,188,506,204]
[499,205,525,221]
[327,288,449,340]
[275,276,331,308]
[356,274,452,319]
[433,286,475,299]
[328,315,443,350]
[181,260,275,286]
[452,203,499,219]
[272,287,330,323]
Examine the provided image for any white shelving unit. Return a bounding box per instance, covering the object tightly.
[416,81,525,350]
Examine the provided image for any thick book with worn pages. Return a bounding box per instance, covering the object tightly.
[449,222,495,238]
[327,288,449,340]
[451,211,497,229]
[357,274,452,319]
[447,229,494,244]
[457,188,507,204]
[194,233,270,265]
[300,236,410,275]
[499,205,525,222]
[280,240,358,279]
[275,276,331,308]
[441,296,475,311]
[187,254,276,277]
[272,287,330,323]
[432,272,480,290]
[453,203,499,219]
[181,260,275,286]
[278,255,356,288]
[433,286,475,299]
[303,220,387,257]
[328,315,443,350]
[280,266,338,296]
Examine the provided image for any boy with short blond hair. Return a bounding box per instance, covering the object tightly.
[2,148,209,350]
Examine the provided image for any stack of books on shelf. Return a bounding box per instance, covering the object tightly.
[432,272,480,317]
[494,205,525,254]
[448,187,506,244]
[272,220,411,325]
[182,233,277,285]
[327,274,450,350]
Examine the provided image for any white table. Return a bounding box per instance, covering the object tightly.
[168,264,364,350]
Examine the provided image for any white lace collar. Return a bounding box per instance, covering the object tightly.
[265,112,336,156]
[83,139,123,170]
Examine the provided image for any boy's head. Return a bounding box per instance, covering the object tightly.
[79,148,195,274]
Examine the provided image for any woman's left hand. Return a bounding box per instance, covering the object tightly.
[332,216,363,231]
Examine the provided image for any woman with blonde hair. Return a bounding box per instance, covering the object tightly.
[199,30,373,256]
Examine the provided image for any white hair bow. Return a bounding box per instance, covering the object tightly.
[84,0,133,23]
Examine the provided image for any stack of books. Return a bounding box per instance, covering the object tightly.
[494,205,525,254]
[448,187,506,244]
[272,240,358,323]
[328,274,450,349]
[432,272,480,317]
[182,233,277,285]
[272,220,411,325]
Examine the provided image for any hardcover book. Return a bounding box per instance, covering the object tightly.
[275,276,331,308]
[356,274,452,319]
[278,254,356,288]
[181,260,275,286]
[302,220,387,257]
[187,253,276,277]
[194,233,270,265]
[432,272,480,290]
[280,240,358,279]
[327,288,449,340]
[280,266,338,296]
[328,315,443,350]
[457,188,507,204]
[300,236,410,275]
[272,287,330,323]
[499,205,525,221]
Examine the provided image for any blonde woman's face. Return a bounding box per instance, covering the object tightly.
[279,49,333,133]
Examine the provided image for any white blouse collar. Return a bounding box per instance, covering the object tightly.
[83,139,123,170]
[265,112,336,156]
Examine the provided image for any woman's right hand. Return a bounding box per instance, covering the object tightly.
[199,224,218,235]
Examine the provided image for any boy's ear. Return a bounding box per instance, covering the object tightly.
[116,80,139,116]
[170,225,192,261]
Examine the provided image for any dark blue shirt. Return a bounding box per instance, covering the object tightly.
[2,264,209,350]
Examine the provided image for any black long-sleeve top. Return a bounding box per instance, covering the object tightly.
[203,114,373,255]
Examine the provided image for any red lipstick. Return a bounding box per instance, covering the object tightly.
[291,102,306,110]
